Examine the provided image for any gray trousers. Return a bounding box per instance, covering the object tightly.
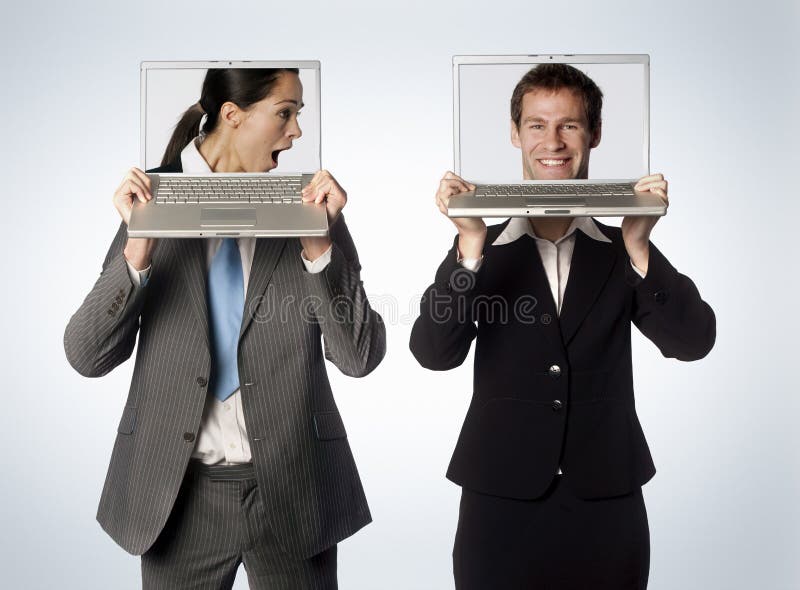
[141,460,337,590]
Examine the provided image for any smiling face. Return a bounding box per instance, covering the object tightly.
[232,71,304,172]
[511,87,601,180]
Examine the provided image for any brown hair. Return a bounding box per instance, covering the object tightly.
[160,68,299,167]
[510,64,603,132]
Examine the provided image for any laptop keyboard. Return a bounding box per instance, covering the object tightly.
[154,176,303,204]
[475,183,634,197]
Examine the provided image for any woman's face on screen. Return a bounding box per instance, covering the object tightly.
[233,71,304,172]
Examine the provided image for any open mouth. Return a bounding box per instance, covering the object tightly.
[270,145,292,167]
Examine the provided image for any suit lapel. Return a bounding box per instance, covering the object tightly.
[239,237,287,340]
[558,229,617,346]
[176,238,210,350]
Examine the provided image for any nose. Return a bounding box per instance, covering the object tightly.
[288,116,302,140]
[543,125,565,151]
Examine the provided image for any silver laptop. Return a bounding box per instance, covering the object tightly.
[129,60,328,238]
[447,54,666,218]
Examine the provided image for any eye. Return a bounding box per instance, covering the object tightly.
[278,109,291,119]
[529,124,544,130]
[562,124,578,130]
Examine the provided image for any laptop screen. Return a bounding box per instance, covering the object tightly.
[455,56,649,182]
[141,61,321,173]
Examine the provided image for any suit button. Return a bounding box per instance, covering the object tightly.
[654,290,668,304]
[196,376,208,387]
[183,432,195,443]
[548,364,561,378]
[552,400,563,411]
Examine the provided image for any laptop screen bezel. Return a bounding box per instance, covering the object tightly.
[452,54,650,183]
[140,60,321,172]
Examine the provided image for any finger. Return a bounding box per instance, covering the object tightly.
[315,182,333,204]
[635,180,667,193]
[651,187,668,202]
[125,179,149,204]
[439,179,472,194]
[636,173,664,185]
[129,168,153,200]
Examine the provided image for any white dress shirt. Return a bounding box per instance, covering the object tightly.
[125,137,331,464]
[459,217,645,314]
[458,216,645,474]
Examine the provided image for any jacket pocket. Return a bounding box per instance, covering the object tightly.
[313,410,347,440]
[117,405,137,435]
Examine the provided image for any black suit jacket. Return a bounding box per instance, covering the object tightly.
[409,219,715,500]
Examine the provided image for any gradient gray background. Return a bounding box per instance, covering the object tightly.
[1,0,798,588]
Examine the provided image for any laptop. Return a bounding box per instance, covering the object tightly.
[128,60,328,238]
[447,54,666,218]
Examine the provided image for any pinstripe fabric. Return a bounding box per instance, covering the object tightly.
[64,161,386,560]
[141,461,337,589]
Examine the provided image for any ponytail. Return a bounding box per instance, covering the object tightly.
[160,102,205,167]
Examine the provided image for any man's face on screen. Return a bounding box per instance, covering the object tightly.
[511,87,601,180]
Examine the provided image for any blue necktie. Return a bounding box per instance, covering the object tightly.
[207,238,244,402]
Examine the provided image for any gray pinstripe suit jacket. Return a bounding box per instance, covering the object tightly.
[64,162,386,558]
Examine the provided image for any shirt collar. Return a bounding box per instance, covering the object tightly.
[180,137,212,174]
[492,216,612,246]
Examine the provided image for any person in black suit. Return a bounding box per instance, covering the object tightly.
[409,64,715,589]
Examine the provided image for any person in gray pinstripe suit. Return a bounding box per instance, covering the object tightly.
[64,68,386,589]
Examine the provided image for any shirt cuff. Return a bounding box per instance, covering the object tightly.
[456,249,483,273]
[125,259,151,287]
[301,244,332,273]
[630,259,646,279]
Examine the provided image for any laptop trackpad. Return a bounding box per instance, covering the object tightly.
[525,197,586,206]
[201,208,257,226]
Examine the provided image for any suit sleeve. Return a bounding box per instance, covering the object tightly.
[628,241,716,361]
[302,215,386,377]
[409,234,481,371]
[64,222,149,377]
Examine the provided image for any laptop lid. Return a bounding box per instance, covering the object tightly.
[453,54,649,184]
[140,60,321,173]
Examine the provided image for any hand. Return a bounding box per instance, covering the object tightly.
[435,171,487,259]
[299,169,346,261]
[621,173,669,274]
[113,167,158,271]
[301,169,347,224]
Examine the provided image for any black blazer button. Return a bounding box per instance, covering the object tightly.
[548,364,562,378]
[654,290,668,304]
[183,432,195,443]
[196,376,208,387]
[552,400,563,411]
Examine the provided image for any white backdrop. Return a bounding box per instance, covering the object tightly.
[1,0,798,588]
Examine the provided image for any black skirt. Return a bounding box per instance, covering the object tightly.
[453,475,650,589]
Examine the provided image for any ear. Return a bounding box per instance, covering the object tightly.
[511,119,521,148]
[220,101,242,128]
[589,120,602,148]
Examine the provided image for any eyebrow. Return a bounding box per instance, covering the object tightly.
[275,99,304,108]
[522,116,583,124]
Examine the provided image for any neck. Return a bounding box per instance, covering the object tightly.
[197,134,242,173]
[528,217,573,242]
